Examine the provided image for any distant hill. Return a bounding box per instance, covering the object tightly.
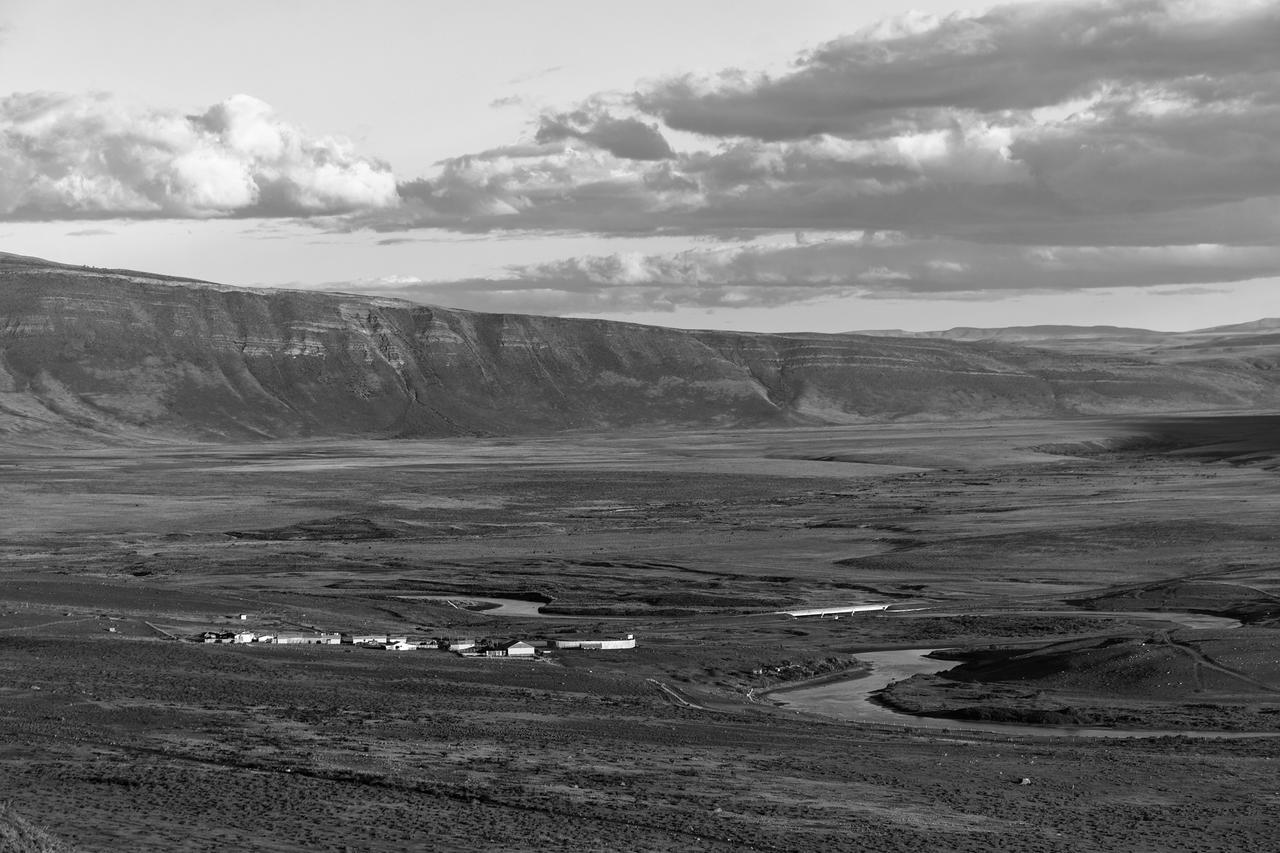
[3,252,1280,441]
[860,324,1161,342]
[1196,318,1280,335]
[855,320,1280,354]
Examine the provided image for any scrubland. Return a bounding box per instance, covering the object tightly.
[3,415,1280,851]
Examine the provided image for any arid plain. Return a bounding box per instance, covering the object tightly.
[3,414,1280,851]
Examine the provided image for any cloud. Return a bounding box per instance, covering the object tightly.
[0,92,399,220]
[637,0,1280,141]
[333,235,1280,315]
[509,238,1280,299]
[66,228,114,237]
[378,141,681,232]
[489,95,527,109]
[354,0,1280,261]
[535,106,674,160]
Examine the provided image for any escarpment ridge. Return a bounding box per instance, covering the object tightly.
[2,252,1278,441]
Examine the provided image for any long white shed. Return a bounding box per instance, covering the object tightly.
[781,604,890,618]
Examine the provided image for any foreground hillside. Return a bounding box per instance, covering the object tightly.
[3,252,1278,440]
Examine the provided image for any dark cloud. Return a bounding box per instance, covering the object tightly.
[354,1,1280,244]
[0,92,399,220]
[1009,94,1280,215]
[535,107,674,160]
[637,0,1280,141]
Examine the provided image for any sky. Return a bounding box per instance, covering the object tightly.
[1,0,1279,333]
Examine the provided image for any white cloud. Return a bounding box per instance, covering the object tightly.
[0,92,400,219]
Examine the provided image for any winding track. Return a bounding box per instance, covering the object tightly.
[1157,631,1280,694]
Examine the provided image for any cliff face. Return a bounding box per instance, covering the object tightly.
[2,254,1278,441]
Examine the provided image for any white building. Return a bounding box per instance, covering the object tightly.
[351,635,388,646]
[782,604,890,618]
[548,634,636,650]
[274,632,341,645]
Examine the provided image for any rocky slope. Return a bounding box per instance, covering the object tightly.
[2,252,1278,441]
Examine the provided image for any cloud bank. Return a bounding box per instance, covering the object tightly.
[342,235,1280,315]
[378,0,1280,239]
[0,93,398,219]
[356,0,1280,311]
[8,0,1277,313]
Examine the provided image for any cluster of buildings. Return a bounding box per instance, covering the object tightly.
[198,630,636,656]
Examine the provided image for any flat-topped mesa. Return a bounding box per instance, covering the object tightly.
[2,253,1279,441]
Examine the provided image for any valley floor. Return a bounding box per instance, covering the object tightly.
[3,415,1280,851]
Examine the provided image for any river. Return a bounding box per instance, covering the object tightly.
[395,595,639,618]
[774,611,1280,739]
[395,595,553,617]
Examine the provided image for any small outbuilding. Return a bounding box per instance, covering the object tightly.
[500,640,537,657]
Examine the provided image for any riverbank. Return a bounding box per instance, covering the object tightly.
[878,673,1280,732]
[777,640,1280,739]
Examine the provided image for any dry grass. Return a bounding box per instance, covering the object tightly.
[0,804,79,853]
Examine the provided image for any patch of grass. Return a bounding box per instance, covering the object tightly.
[0,803,80,853]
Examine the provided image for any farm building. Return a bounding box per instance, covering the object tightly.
[350,635,388,646]
[480,640,537,657]
[273,632,341,645]
[232,631,257,644]
[444,638,476,651]
[782,604,889,618]
[548,634,635,650]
